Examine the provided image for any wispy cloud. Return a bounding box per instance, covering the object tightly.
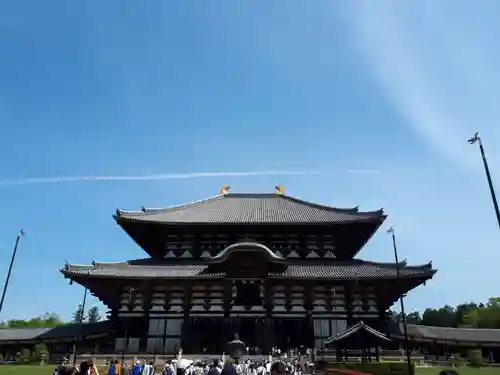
[0,169,388,187]
[0,171,317,186]
[338,1,500,168]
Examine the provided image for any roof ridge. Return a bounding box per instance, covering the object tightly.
[116,195,223,216]
[352,259,407,267]
[280,194,383,215]
[355,259,431,268]
[116,192,384,217]
[63,259,210,270]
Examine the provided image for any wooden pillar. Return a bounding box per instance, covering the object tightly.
[345,284,354,326]
[264,281,274,353]
[137,284,150,352]
[375,284,387,332]
[181,283,192,352]
[284,283,292,313]
[305,282,315,349]
[224,281,232,342]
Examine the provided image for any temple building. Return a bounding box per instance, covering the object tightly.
[60,186,436,354]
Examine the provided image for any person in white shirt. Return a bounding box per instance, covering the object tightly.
[264,362,271,375]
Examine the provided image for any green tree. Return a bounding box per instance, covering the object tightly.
[405,311,422,324]
[72,304,86,324]
[32,343,48,363]
[18,348,31,363]
[87,306,101,323]
[0,313,65,329]
[421,305,455,327]
[468,349,483,367]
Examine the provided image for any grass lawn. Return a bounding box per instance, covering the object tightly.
[0,365,113,375]
[415,367,499,375]
[0,366,51,375]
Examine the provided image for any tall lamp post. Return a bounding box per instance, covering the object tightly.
[0,229,25,318]
[387,227,412,375]
[121,288,135,366]
[468,132,500,230]
[72,280,89,367]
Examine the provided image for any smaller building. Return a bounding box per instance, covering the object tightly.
[0,322,112,361]
[390,323,500,363]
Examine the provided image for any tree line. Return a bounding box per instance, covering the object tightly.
[392,297,500,329]
[0,305,102,329]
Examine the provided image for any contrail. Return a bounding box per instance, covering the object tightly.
[0,170,320,187]
[0,169,384,187]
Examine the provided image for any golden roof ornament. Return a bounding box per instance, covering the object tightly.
[274,185,285,195]
[220,185,231,195]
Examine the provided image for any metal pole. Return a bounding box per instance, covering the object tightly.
[72,286,88,367]
[387,227,412,375]
[0,230,24,317]
[121,288,134,366]
[469,133,500,230]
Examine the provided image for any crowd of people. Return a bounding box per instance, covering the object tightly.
[159,357,313,375]
[54,356,313,375]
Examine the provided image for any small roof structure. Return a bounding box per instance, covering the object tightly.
[114,193,385,225]
[325,321,391,347]
[206,242,287,264]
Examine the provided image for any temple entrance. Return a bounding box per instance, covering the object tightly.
[231,318,269,353]
[238,318,257,347]
[181,317,313,353]
[274,319,312,349]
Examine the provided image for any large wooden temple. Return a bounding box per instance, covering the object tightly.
[60,186,436,354]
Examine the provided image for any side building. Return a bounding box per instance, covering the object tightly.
[58,188,434,354]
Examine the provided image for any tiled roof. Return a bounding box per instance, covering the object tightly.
[0,322,110,343]
[0,327,51,342]
[326,321,390,344]
[61,258,435,280]
[114,193,385,224]
[38,321,112,340]
[395,324,500,344]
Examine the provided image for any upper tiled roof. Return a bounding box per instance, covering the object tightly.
[114,193,385,224]
[61,258,435,280]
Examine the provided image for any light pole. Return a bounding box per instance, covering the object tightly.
[72,282,89,367]
[468,132,500,230]
[387,227,412,375]
[121,288,135,366]
[0,229,25,318]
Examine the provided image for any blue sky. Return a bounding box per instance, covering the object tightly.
[0,0,499,321]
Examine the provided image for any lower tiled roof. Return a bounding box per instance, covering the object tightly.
[403,324,500,343]
[0,322,110,343]
[61,258,435,280]
[0,327,51,342]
